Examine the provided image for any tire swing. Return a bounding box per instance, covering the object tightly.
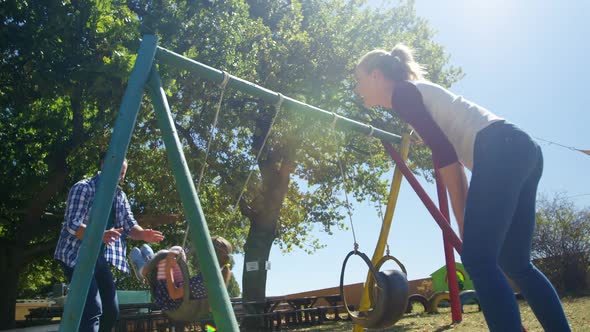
[339,248,409,329]
[336,158,409,329]
[365,251,409,326]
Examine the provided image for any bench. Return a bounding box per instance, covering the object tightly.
[25,307,63,322]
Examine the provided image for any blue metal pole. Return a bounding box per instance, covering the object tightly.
[146,68,240,331]
[59,35,158,332]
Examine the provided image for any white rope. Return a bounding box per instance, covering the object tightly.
[533,135,588,155]
[327,112,359,250]
[367,125,374,138]
[338,158,358,250]
[330,112,339,130]
[195,71,230,191]
[368,142,385,221]
[219,71,230,89]
[226,93,284,228]
[182,72,230,248]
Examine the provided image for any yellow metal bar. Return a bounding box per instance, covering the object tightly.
[353,133,411,332]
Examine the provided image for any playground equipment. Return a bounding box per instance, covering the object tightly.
[340,250,408,328]
[426,290,481,314]
[428,291,451,313]
[59,35,466,331]
[459,290,481,313]
[405,294,429,314]
[335,148,409,329]
[352,133,412,331]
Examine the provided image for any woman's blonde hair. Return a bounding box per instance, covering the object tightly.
[212,236,232,267]
[357,44,426,81]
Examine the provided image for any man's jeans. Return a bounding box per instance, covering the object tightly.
[60,254,119,332]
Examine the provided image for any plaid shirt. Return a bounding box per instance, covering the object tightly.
[54,173,138,273]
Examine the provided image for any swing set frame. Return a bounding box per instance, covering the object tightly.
[59,35,463,332]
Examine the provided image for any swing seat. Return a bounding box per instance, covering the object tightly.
[143,250,211,323]
[368,269,409,328]
[340,251,409,329]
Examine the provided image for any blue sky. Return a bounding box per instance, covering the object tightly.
[232,0,590,297]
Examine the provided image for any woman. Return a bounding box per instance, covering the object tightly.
[353,44,570,332]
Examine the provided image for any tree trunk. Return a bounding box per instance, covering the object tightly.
[240,224,276,329]
[242,225,276,303]
[0,243,22,330]
[240,129,296,329]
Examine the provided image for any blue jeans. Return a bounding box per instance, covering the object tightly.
[461,121,570,332]
[60,254,119,332]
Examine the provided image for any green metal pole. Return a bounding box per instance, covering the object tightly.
[155,46,401,144]
[59,35,158,332]
[146,68,240,331]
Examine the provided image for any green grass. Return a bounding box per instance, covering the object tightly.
[281,296,590,331]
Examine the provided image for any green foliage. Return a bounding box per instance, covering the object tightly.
[17,257,65,299]
[227,275,241,298]
[112,267,151,291]
[128,0,463,253]
[2,0,462,313]
[1,0,141,302]
[533,194,590,295]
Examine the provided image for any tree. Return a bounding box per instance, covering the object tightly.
[533,194,590,295]
[1,0,463,327]
[0,0,140,327]
[135,0,462,310]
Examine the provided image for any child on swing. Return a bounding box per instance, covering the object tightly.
[130,236,232,311]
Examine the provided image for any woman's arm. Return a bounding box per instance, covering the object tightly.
[392,82,466,237]
[438,162,468,238]
[165,253,184,300]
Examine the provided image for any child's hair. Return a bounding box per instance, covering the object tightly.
[357,44,426,81]
[212,236,232,267]
[212,236,233,285]
[169,246,187,262]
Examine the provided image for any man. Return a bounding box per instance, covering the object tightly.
[54,156,164,332]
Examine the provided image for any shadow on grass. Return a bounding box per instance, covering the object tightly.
[432,323,456,332]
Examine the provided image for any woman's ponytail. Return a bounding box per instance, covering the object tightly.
[390,44,425,81]
[357,43,426,81]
